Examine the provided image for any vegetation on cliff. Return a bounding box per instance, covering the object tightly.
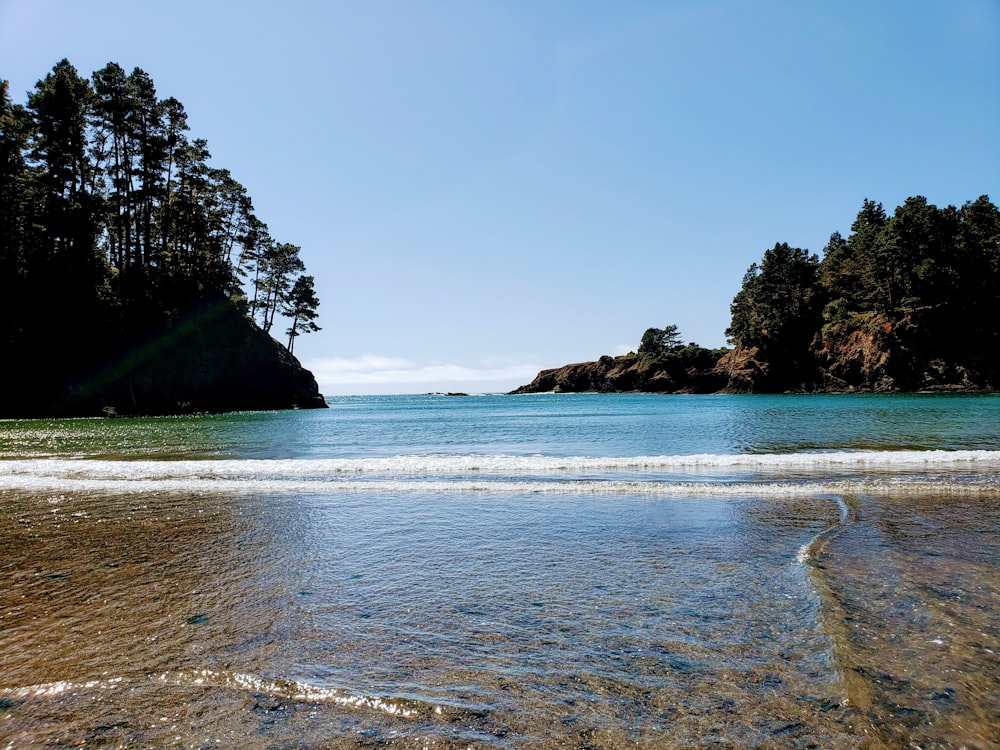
[0,61,324,416]
[514,195,1000,394]
[725,195,1000,391]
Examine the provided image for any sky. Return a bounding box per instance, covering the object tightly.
[2,0,999,394]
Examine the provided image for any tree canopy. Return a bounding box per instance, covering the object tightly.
[726,195,1000,390]
[1,60,322,406]
[637,325,683,359]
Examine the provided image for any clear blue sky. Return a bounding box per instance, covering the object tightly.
[3,0,998,394]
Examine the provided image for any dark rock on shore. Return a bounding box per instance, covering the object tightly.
[510,347,728,395]
[1,301,326,418]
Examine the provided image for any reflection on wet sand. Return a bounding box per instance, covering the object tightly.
[1,486,997,748]
[808,492,1000,749]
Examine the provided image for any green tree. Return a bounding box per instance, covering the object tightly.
[954,195,1000,353]
[91,61,134,273]
[0,81,32,277]
[727,242,821,388]
[257,241,305,333]
[874,196,960,314]
[842,198,888,312]
[27,59,102,275]
[0,80,34,353]
[282,274,321,354]
[638,325,683,359]
[2,59,327,410]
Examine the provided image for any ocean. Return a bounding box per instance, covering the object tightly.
[1,393,998,748]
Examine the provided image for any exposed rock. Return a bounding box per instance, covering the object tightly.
[510,349,728,395]
[713,313,997,394]
[713,346,769,393]
[814,321,899,391]
[814,313,994,393]
[2,300,326,418]
[512,315,998,395]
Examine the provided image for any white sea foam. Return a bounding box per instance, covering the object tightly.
[3,449,1000,477]
[1,451,999,495]
[0,475,997,498]
[796,496,854,564]
[0,671,421,718]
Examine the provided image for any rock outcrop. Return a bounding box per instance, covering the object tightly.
[512,318,998,395]
[810,314,994,392]
[510,348,728,395]
[1,300,326,418]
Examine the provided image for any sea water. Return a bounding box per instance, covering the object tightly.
[0,393,998,748]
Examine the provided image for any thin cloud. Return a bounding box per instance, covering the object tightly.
[304,354,541,394]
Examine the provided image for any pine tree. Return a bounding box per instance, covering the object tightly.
[282,275,321,354]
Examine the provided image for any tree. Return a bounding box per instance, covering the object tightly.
[91,61,134,273]
[844,198,891,312]
[0,80,34,353]
[874,196,960,314]
[256,241,305,333]
[638,325,683,359]
[282,275,321,354]
[27,59,102,273]
[950,196,1000,356]
[25,61,107,344]
[0,59,328,414]
[0,80,32,280]
[727,242,821,387]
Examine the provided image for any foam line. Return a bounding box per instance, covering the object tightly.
[0,671,422,718]
[3,449,1000,481]
[796,496,856,564]
[1,474,998,497]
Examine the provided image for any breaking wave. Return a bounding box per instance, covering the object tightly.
[2,450,1000,496]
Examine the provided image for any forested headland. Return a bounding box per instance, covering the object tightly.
[513,195,1000,394]
[1,60,325,417]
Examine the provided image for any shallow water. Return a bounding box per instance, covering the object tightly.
[1,394,998,747]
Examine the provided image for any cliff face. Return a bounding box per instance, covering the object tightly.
[812,314,994,392]
[711,313,997,393]
[1,301,326,418]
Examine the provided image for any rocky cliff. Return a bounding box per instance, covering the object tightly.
[1,300,326,418]
[510,348,728,395]
[812,313,995,392]
[512,318,997,395]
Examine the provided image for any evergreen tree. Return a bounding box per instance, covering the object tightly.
[4,60,322,363]
[282,275,321,354]
[638,325,683,360]
[729,195,1000,390]
[845,198,888,312]
[24,60,107,377]
[26,60,103,279]
[257,242,305,333]
[1,59,325,414]
[727,242,821,387]
[0,80,34,353]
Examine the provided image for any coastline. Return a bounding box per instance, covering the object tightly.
[508,351,999,396]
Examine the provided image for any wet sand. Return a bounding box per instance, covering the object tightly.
[1,486,997,748]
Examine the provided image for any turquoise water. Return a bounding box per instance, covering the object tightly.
[4,392,1000,460]
[1,394,998,747]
